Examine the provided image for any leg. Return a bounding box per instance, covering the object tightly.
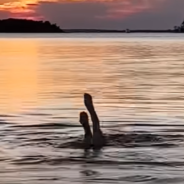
[79,111,92,149]
[84,93,105,149]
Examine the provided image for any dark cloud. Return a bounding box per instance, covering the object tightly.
[1,0,184,29]
[34,0,184,29]
[0,10,11,19]
[106,0,184,29]
[36,1,109,28]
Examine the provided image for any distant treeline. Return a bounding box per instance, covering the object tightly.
[0,19,64,33]
[0,18,184,33]
[64,29,181,33]
[65,20,184,33]
[174,21,184,32]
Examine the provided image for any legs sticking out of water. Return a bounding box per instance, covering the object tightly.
[84,93,105,149]
[79,111,92,149]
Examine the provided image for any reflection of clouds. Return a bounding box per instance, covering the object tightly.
[37,38,184,122]
[0,39,39,113]
[1,36,184,121]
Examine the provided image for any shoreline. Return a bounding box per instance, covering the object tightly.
[64,29,183,33]
[0,30,183,33]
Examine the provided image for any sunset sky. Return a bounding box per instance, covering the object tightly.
[0,0,184,29]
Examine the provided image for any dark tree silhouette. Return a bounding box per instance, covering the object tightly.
[173,20,184,32]
[0,18,64,33]
[181,21,184,32]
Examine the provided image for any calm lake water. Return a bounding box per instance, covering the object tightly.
[1,33,184,183]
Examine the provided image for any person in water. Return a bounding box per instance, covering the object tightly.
[79,93,105,149]
[79,93,163,150]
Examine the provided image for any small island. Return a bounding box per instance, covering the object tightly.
[0,18,64,33]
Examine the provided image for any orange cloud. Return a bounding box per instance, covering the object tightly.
[0,1,35,18]
[0,0,159,20]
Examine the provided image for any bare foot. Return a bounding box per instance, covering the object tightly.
[79,111,92,149]
[79,111,89,126]
[84,93,93,111]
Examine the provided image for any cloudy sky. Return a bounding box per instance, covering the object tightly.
[0,0,184,29]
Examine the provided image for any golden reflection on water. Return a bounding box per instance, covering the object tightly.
[1,35,184,123]
[0,40,39,112]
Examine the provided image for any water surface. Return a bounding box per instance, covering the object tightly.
[0,33,184,183]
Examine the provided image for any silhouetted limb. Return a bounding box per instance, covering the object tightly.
[84,93,105,149]
[79,111,92,149]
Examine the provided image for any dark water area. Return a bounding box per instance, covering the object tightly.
[1,33,184,183]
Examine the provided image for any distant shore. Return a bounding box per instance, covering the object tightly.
[0,18,63,33]
[63,29,183,33]
[0,18,183,33]
[0,30,183,33]
[0,29,183,33]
